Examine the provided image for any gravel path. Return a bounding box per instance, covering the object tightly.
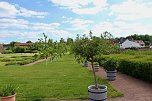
[24,59,46,66]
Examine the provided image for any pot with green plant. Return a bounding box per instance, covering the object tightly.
[72,31,118,101]
[0,84,18,101]
[84,60,88,67]
[104,58,118,81]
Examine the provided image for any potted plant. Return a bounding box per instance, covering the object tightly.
[104,58,118,81]
[72,31,118,101]
[0,84,18,101]
[84,60,88,67]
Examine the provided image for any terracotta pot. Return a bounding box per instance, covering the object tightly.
[1,94,16,101]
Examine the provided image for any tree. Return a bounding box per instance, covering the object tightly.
[26,41,32,43]
[66,38,73,46]
[72,31,118,88]
[37,33,50,65]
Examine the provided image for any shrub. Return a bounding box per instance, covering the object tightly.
[118,60,152,82]
[104,58,118,71]
[1,50,12,54]
[95,56,107,67]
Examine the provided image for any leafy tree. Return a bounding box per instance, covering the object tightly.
[72,31,118,88]
[26,41,32,43]
[37,33,50,65]
[9,41,20,52]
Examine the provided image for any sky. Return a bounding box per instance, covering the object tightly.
[0,0,152,43]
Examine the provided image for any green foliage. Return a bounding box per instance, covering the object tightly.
[13,47,26,53]
[0,50,12,54]
[102,50,152,82]
[0,84,18,97]
[36,33,68,65]
[118,60,152,82]
[72,31,118,63]
[103,58,118,71]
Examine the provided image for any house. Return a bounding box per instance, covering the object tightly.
[15,43,32,48]
[0,44,11,50]
[0,43,33,50]
[3,44,11,50]
[120,39,145,49]
[134,40,145,46]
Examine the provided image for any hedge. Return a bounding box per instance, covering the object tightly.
[118,59,152,82]
[96,55,152,82]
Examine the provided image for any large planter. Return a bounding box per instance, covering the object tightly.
[88,85,107,101]
[106,70,117,81]
[1,94,16,101]
[93,64,99,72]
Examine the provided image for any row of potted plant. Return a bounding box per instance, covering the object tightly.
[84,57,118,81]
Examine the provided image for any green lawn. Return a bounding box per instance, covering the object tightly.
[0,55,122,101]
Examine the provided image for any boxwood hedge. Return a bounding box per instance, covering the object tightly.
[96,53,152,82]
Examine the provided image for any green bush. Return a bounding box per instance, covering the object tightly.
[118,60,152,82]
[95,56,107,67]
[0,58,11,62]
[0,50,12,54]
[104,58,118,71]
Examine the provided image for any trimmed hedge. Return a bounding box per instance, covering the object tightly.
[96,54,152,82]
[119,59,152,82]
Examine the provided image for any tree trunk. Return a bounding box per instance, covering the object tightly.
[45,57,47,66]
[91,60,98,89]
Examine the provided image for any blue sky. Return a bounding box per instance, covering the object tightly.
[0,0,152,43]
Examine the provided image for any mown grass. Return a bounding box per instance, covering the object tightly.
[0,55,122,101]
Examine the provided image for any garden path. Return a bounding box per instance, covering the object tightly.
[24,58,46,66]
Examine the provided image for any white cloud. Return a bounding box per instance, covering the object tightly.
[49,30,71,39]
[65,18,93,31]
[17,6,48,18]
[92,21,152,37]
[30,22,60,31]
[0,1,18,18]
[0,19,71,42]
[0,1,48,18]
[50,0,108,14]
[0,30,42,42]
[0,18,29,29]
[110,0,152,21]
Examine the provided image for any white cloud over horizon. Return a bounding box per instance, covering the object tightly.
[0,1,48,18]
[109,0,152,21]
[50,0,108,14]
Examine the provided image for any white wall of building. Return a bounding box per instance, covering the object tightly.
[120,39,144,49]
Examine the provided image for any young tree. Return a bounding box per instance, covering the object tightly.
[72,31,118,88]
[37,33,50,65]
